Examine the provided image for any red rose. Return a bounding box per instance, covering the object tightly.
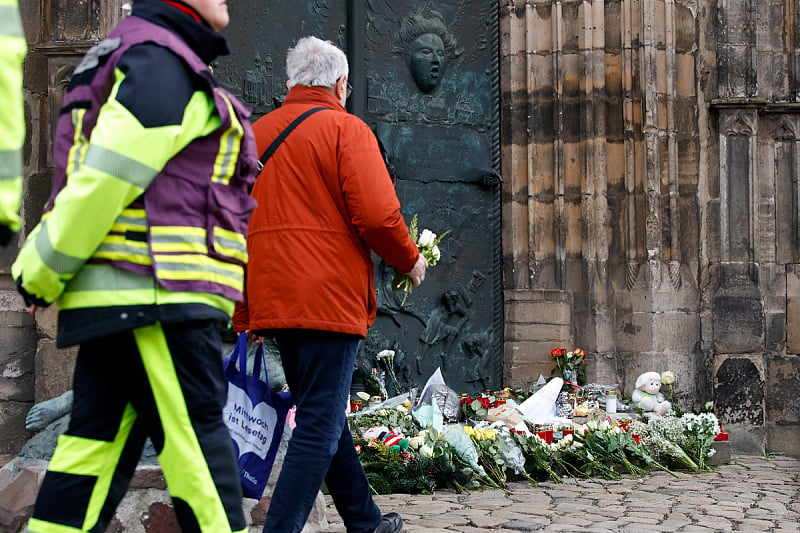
[478,397,491,409]
[551,348,566,358]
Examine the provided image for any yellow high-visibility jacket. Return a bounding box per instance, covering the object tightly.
[0,0,26,240]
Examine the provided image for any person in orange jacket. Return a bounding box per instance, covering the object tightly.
[234,36,426,533]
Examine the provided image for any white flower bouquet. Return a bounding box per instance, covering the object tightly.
[392,214,451,305]
[377,349,402,396]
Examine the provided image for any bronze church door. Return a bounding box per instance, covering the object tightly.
[217,0,502,395]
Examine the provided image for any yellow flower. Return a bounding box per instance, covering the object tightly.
[661,370,676,385]
[463,425,475,436]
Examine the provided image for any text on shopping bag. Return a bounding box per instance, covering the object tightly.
[223,382,279,459]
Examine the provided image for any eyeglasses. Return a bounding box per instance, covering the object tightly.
[346,82,352,98]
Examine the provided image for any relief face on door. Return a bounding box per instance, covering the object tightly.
[217,1,501,395]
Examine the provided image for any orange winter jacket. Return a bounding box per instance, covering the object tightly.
[233,85,419,337]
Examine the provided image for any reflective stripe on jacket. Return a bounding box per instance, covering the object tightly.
[12,13,257,337]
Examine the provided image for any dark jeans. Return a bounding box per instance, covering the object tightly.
[263,329,382,533]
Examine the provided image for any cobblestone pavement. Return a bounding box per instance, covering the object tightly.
[321,455,800,532]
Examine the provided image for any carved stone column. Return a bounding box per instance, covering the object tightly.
[500,0,703,401]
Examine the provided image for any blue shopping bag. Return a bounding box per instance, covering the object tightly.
[223,332,293,499]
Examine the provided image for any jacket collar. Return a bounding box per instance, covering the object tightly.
[132,0,230,64]
[283,85,345,111]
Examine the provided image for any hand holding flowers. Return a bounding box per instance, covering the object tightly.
[392,214,451,305]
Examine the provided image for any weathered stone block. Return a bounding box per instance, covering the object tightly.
[615,312,654,353]
[503,361,553,390]
[716,356,765,429]
[713,295,764,353]
[129,465,167,491]
[765,355,799,456]
[506,322,569,343]
[726,422,766,456]
[0,402,33,457]
[652,311,700,353]
[34,340,77,404]
[786,266,800,354]
[707,440,732,466]
[32,305,58,340]
[0,462,39,533]
[504,290,571,325]
[0,310,37,405]
[765,312,785,352]
[503,340,557,366]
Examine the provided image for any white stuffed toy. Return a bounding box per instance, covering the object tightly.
[631,372,672,416]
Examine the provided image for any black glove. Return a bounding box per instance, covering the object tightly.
[16,276,50,308]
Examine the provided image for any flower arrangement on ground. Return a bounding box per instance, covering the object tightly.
[347,380,723,495]
[460,389,516,419]
[676,412,721,470]
[509,429,563,483]
[550,347,587,386]
[629,410,720,471]
[392,214,451,304]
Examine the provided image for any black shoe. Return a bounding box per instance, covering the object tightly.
[373,512,404,533]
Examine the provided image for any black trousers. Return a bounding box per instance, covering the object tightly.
[28,320,246,533]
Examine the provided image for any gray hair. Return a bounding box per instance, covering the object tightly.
[286,36,349,89]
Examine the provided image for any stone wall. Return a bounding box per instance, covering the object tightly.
[500,0,799,456]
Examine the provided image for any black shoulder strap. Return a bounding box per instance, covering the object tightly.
[257,106,329,172]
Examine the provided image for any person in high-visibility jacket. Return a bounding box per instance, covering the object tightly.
[12,1,257,531]
[0,0,26,245]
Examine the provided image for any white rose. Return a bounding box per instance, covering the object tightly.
[431,245,441,262]
[419,444,434,458]
[418,229,436,248]
[661,370,675,385]
[377,349,395,359]
[407,436,425,449]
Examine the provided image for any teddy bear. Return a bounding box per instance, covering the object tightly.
[631,371,672,416]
